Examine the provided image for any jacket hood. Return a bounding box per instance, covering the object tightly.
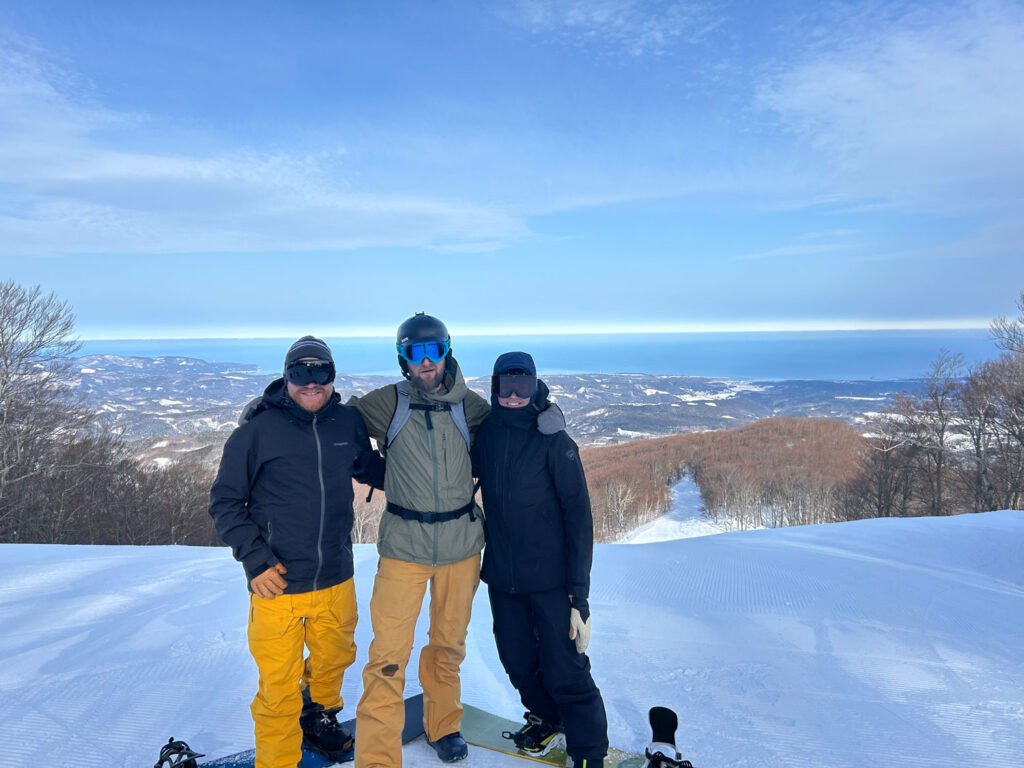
[492,351,536,377]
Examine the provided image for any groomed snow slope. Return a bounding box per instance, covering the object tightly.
[1,511,1022,768]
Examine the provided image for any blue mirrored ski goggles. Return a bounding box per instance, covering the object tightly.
[397,339,450,365]
[285,360,335,386]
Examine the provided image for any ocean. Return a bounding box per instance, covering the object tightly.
[77,329,1000,381]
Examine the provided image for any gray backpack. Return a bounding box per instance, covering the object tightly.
[385,380,471,452]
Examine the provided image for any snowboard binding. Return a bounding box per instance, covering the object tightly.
[644,706,693,768]
[644,746,694,768]
[502,712,564,755]
[154,737,205,768]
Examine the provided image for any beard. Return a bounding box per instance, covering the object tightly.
[409,366,444,394]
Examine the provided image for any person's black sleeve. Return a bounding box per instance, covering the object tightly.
[352,411,386,490]
[208,425,277,581]
[548,432,593,601]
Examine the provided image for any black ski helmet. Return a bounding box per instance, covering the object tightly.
[396,311,451,378]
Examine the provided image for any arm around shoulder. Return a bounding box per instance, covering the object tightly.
[345,384,397,445]
[351,410,386,490]
[464,389,491,433]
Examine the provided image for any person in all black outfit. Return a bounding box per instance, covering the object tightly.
[472,351,608,768]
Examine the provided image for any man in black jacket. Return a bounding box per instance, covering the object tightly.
[472,351,608,768]
[209,336,384,768]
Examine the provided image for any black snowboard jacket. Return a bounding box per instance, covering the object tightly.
[472,380,593,600]
[209,378,384,593]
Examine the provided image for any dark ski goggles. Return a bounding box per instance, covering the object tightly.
[397,339,450,365]
[285,359,335,386]
[492,372,537,400]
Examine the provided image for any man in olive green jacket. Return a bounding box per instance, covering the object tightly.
[350,313,489,768]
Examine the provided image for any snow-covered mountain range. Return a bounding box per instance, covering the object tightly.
[71,355,922,464]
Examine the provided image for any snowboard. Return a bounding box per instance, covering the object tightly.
[187,693,425,768]
[460,703,645,768]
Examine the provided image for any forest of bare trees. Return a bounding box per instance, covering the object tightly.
[582,435,697,540]
[689,418,865,529]
[585,292,1024,534]
[3,280,1022,547]
[855,341,1024,519]
[0,281,219,546]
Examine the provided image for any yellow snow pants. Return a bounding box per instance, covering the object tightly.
[355,555,481,768]
[248,577,358,768]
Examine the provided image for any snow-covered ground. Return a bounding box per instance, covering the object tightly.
[619,474,735,543]
[2,511,1023,768]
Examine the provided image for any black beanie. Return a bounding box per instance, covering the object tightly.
[284,336,333,370]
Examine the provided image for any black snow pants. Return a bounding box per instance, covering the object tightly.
[488,585,609,761]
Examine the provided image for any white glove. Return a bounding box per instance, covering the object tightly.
[569,607,591,654]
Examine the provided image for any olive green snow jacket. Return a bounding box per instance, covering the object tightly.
[348,358,490,566]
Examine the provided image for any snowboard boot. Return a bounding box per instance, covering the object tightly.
[428,731,469,762]
[502,712,564,755]
[300,705,354,762]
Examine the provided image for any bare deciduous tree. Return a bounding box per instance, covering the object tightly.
[353,489,386,544]
[992,290,1024,355]
[896,351,964,516]
[1,281,221,546]
[0,281,88,539]
[957,363,1000,512]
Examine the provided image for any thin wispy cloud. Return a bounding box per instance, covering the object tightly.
[507,0,719,56]
[756,0,1024,211]
[0,2,1020,336]
[853,214,1024,265]
[736,230,860,262]
[0,37,527,256]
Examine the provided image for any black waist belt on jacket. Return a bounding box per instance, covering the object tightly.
[386,501,476,524]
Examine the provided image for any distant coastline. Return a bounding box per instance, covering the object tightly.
[78,329,999,381]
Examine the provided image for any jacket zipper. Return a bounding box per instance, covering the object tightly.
[501,427,517,593]
[442,431,449,485]
[313,414,326,591]
[429,415,440,566]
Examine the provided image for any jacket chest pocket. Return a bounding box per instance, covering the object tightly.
[514,464,548,490]
[510,467,554,507]
[326,439,357,472]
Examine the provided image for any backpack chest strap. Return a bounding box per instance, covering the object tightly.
[408,401,451,430]
[386,500,476,524]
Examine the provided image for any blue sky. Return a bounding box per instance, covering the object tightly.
[0,0,1022,339]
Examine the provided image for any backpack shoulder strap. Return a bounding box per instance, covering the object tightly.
[386,380,471,451]
[451,398,471,450]
[385,381,412,449]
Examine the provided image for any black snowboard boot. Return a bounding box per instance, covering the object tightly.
[300,705,354,762]
[428,731,469,762]
[502,712,564,754]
